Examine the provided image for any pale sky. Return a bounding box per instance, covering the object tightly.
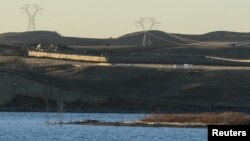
[0,0,249,38]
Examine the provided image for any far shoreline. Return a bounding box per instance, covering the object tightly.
[53,112,250,128]
[63,120,208,128]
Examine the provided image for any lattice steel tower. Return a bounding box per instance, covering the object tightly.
[21,4,43,31]
[135,18,160,46]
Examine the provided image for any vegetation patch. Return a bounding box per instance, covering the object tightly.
[142,112,250,125]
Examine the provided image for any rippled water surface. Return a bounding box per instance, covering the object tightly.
[0,112,207,141]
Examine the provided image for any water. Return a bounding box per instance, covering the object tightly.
[0,112,207,141]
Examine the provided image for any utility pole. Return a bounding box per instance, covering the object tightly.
[135,18,160,47]
[21,4,43,31]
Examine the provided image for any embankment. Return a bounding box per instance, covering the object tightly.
[28,51,108,63]
[1,65,250,113]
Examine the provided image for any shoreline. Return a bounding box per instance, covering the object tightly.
[61,120,208,128]
[57,112,250,128]
[60,121,250,128]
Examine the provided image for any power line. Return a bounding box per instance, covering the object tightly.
[235,41,250,47]
[0,14,24,25]
[135,18,160,47]
[11,4,250,46]
[40,14,77,32]
[162,32,250,47]
[36,19,56,31]
[0,14,25,32]
[40,14,104,37]
[119,31,144,38]
[21,4,43,31]
[163,32,200,44]
[147,32,184,46]
[149,31,250,47]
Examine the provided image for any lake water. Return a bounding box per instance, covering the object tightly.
[0,112,207,141]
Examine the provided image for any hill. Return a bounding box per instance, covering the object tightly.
[0,30,250,47]
[109,30,250,46]
[194,31,250,41]
[0,31,109,46]
[0,62,250,113]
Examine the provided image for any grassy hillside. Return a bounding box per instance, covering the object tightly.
[110,30,250,46]
[0,43,27,56]
[0,31,109,46]
[0,30,250,113]
[1,30,250,47]
[0,63,250,113]
[65,45,250,66]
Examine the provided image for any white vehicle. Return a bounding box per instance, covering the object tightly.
[36,43,42,51]
[184,64,193,69]
[173,64,177,69]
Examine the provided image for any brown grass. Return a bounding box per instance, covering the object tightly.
[142,112,250,125]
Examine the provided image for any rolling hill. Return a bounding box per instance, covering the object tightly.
[0,31,109,46]
[1,63,250,113]
[0,30,250,47]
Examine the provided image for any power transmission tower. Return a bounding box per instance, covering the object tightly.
[21,4,43,31]
[135,18,160,47]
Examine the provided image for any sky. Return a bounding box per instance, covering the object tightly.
[0,0,250,38]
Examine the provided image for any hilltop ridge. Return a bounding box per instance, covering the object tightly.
[1,30,250,46]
